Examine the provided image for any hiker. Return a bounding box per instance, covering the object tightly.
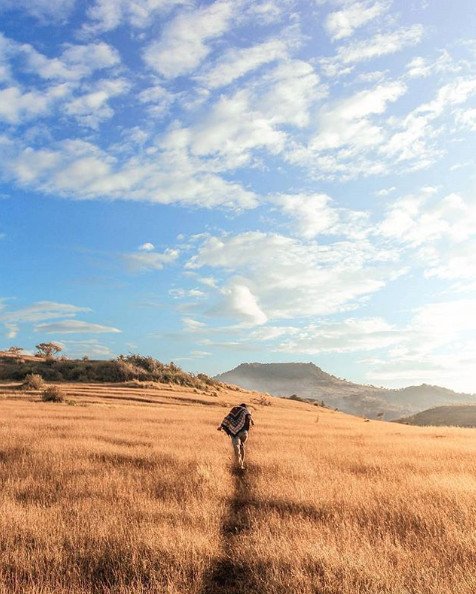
[217,403,254,469]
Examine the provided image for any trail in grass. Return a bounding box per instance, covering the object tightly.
[200,463,260,594]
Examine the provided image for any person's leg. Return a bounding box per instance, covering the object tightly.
[239,430,248,467]
[231,435,242,466]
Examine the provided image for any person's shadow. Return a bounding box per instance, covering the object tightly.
[199,464,260,594]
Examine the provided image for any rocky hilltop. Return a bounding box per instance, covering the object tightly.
[215,362,476,420]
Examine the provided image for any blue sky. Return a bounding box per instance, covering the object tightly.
[0,0,475,391]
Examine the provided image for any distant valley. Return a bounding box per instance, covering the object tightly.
[215,362,476,421]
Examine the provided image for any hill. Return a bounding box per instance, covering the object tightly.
[216,362,476,419]
[397,404,476,427]
[0,379,475,593]
[0,352,222,392]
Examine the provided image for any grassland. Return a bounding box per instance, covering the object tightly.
[0,381,475,594]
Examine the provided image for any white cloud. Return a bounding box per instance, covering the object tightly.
[139,242,155,251]
[22,42,121,81]
[143,0,237,78]
[379,191,475,247]
[169,288,206,298]
[198,37,289,89]
[125,247,179,271]
[187,231,400,321]
[406,50,461,79]
[382,78,476,166]
[184,89,286,167]
[82,0,187,34]
[321,25,424,76]
[60,339,115,358]
[0,135,258,209]
[182,317,207,332]
[311,81,406,151]
[138,84,178,118]
[171,58,321,169]
[0,83,71,124]
[273,193,370,240]
[64,79,129,128]
[35,320,121,334]
[325,0,391,41]
[363,299,476,392]
[456,107,476,131]
[276,317,400,354]
[274,193,339,238]
[0,0,75,22]
[285,80,406,179]
[0,300,90,338]
[256,60,324,127]
[211,283,268,326]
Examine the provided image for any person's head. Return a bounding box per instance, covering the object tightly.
[240,402,247,408]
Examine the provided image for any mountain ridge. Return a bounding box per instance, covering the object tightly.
[215,362,476,420]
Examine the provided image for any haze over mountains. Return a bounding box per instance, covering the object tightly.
[215,363,476,420]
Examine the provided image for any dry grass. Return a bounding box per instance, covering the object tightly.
[0,382,475,593]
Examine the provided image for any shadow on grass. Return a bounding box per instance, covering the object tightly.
[200,464,262,594]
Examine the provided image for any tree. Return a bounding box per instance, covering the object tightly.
[35,342,62,359]
[7,346,23,356]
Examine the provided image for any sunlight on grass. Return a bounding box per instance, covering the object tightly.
[0,384,475,593]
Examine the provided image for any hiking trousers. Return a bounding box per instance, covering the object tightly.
[231,430,248,467]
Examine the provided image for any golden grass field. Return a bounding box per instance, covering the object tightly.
[0,381,475,594]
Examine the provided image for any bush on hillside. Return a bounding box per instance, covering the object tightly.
[41,386,65,403]
[0,354,223,390]
[22,373,45,390]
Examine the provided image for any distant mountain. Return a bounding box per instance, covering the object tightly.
[215,362,476,420]
[397,405,476,427]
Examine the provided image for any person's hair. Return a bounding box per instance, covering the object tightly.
[240,402,247,408]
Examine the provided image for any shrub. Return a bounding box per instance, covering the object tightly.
[41,386,65,403]
[22,373,45,390]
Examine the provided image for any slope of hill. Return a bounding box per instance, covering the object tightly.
[0,379,475,593]
[216,362,476,419]
[0,352,222,392]
[397,404,476,427]
[215,362,377,398]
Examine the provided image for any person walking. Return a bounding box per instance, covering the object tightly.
[217,403,254,469]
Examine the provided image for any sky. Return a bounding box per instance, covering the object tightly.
[0,0,475,392]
